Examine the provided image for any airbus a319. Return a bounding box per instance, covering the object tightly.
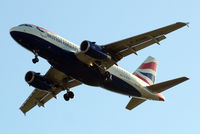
[10,22,189,114]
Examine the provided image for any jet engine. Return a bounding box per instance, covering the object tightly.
[25,71,52,90]
[80,40,111,60]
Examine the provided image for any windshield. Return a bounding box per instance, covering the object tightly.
[18,24,33,28]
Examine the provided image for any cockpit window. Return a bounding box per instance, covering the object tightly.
[19,24,33,28]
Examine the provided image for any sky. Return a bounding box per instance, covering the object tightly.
[1,0,199,133]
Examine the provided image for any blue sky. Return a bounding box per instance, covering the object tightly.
[1,0,199,133]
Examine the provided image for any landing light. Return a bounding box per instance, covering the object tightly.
[89,62,93,66]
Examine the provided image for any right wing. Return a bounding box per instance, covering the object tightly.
[126,97,146,110]
[76,22,187,71]
[102,22,188,63]
[20,67,81,114]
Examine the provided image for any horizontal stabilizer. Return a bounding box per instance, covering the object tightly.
[126,97,146,110]
[147,77,189,93]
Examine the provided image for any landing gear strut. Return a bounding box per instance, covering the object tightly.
[32,50,39,64]
[63,91,74,101]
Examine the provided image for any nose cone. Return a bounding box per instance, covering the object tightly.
[10,26,21,40]
[10,26,22,34]
[10,26,27,45]
[10,26,18,33]
[10,26,28,48]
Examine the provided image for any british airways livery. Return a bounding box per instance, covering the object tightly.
[10,22,189,114]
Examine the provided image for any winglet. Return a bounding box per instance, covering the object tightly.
[175,22,190,29]
[185,22,190,28]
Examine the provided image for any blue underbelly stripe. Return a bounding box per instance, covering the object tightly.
[101,75,141,97]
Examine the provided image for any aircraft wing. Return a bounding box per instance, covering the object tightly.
[20,67,82,114]
[102,22,188,63]
[126,97,146,110]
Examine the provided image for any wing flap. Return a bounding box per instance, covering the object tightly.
[116,35,166,60]
[147,77,189,93]
[134,35,166,51]
[20,89,48,114]
[126,97,146,110]
[38,80,82,106]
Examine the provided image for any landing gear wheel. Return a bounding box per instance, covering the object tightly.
[32,57,39,64]
[63,91,74,101]
[68,91,74,99]
[63,93,70,101]
[104,71,111,80]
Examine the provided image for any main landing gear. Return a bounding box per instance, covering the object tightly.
[103,71,111,81]
[63,91,74,101]
[32,50,39,64]
[89,62,112,81]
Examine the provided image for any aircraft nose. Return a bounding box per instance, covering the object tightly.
[10,26,21,39]
[10,26,21,33]
[10,29,18,41]
[10,26,26,45]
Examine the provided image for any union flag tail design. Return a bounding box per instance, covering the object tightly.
[133,56,157,85]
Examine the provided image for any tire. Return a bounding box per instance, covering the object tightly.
[32,58,39,64]
[104,71,111,80]
[63,93,70,101]
[68,91,74,99]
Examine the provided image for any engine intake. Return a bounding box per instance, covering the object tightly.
[80,40,111,60]
[25,71,52,90]
[80,40,90,52]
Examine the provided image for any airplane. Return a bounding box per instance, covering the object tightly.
[10,22,189,114]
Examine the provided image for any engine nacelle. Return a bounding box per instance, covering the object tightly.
[80,40,111,60]
[25,71,52,90]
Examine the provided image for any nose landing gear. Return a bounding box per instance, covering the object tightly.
[32,57,39,64]
[32,50,39,64]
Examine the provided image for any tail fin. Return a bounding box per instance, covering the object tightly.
[133,56,157,85]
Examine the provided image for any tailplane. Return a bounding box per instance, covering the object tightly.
[133,56,157,85]
[147,77,189,93]
[126,76,189,110]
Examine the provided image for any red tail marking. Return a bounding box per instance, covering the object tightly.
[139,62,157,71]
[134,73,150,85]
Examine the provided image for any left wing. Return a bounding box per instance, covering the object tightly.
[20,67,81,114]
[102,22,188,63]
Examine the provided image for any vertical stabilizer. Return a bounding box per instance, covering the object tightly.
[133,56,157,85]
